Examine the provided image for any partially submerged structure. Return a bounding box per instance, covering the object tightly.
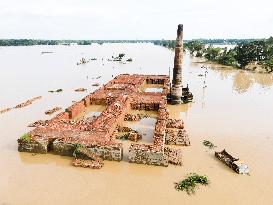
[18,25,192,168]
[18,74,190,167]
[169,24,193,104]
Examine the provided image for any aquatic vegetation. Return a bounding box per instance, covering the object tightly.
[175,173,209,195]
[74,144,83,153]
[203,140,217,149]
[20,133,31,142]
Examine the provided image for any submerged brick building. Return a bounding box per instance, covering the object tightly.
[18,74,190,167]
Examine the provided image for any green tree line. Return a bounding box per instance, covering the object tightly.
[154,38,273,73]
[0,38,257,47]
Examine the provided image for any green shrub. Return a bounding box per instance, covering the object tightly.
[203,140,217,149]
[20,133,31,142]
[175,173,209,195]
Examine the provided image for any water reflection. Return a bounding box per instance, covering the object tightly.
[191,58,273,93]
[232,71,254,93]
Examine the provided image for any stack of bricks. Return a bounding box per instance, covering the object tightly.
[165,118,190,146]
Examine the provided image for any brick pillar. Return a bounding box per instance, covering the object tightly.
[171,24,183,104]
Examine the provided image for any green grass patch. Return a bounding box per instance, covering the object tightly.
[203,140,217,149]
[20,133,31,142]
[175,173,209,195]
[116,133,129,140]
[74,143,83,151]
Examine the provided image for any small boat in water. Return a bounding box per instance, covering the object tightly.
[215,149,249,175]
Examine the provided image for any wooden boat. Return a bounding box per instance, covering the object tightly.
[215,149,249,175]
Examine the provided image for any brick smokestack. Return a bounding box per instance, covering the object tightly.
[171,24,183,104]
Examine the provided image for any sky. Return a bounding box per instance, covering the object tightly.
[0,0,272,40]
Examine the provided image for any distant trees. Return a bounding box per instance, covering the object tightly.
[153,40,176,49]
[182,38,273,72]
[185,41,205,56]
[217,48,237,67]
[234,39,273,69]
[204,46,221,61]
[0,39,59,46]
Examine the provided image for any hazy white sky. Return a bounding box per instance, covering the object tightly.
[0,0,272,40]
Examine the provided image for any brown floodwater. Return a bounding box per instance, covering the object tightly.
[0,44,273,205]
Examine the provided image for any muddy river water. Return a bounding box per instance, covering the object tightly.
[0,43,273,205]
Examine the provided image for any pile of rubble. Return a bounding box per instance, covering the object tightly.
[0,107,12,114]
[45,107,62,115]
[28,120,48,127]
[124,113,141,121]
[77,58,90,65]
[75,88,87,92]
[15,96,42,109]
[166,118,184,129]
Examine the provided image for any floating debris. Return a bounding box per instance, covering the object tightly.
[203,140,217,149]
[175,173,209,195]
[215,149,249,175]
[56,89,63,92]
[92,83,100,86]
[41,51,53,54]
[48,89,63,93]
[15,96,42,108]
[198,74,203,77]
[90,58,97,61]
[126,58,133,62]
[75,88,87,92]
[45,107,62,115]
[96,76,101,79]
[77,58,90,65]
[112,53,125,61]
[0,107,12,114]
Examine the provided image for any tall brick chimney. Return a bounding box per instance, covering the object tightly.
[171,24,183,104]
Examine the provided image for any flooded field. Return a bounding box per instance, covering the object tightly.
[0,43,273,205]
